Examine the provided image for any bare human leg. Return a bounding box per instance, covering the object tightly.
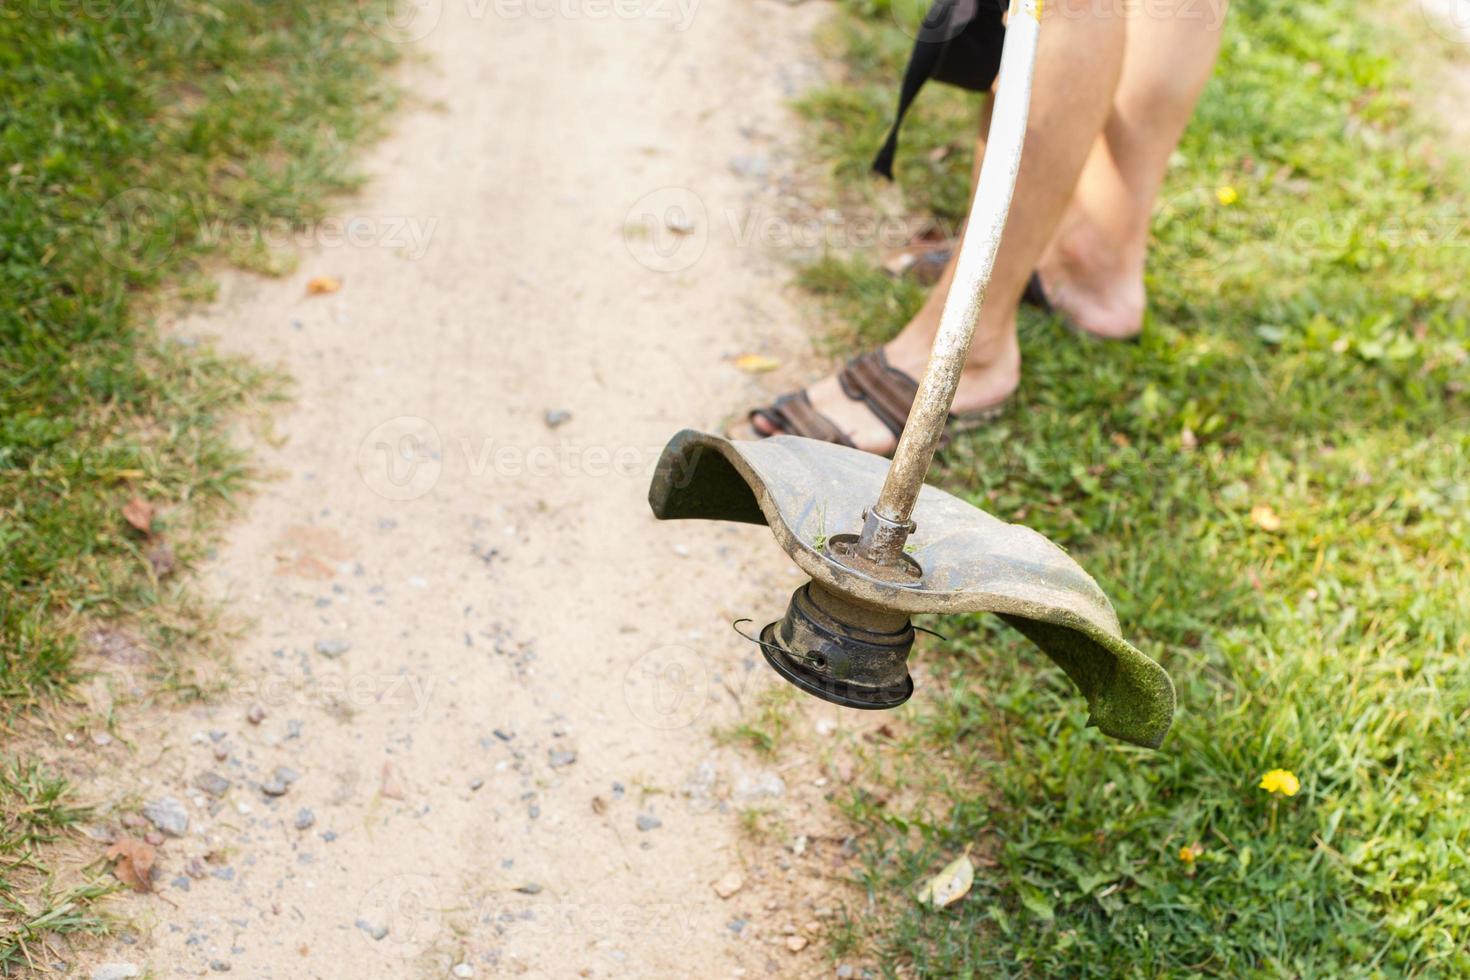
[1035,0,1230,338]
[754,0,1126,454]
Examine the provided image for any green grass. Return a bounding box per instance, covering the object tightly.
[0,4,398,701]
[793,0,1470,974]
[0,760,111,972]
[0,0,400,961]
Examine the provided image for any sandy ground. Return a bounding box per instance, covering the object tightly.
[65,0,890,976]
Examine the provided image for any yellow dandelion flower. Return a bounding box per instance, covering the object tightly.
[1259,769,1300,796]
[1216,185,1240,206]
[1178,843,1203,864]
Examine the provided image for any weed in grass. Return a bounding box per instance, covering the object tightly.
[792,0,1470,973]
[719,685,802,758]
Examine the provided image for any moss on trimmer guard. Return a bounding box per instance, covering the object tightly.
[647,430,1175,748]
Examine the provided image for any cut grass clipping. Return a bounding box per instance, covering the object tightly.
[1,1,399,966]
[796,0,1469,974]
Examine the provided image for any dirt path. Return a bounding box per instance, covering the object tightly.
[76,1,861,976]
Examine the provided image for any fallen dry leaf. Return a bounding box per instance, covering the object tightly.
[915,850,973,909]
[734,353,780,374]
[1250,504,1282,532]
[306,275,342,295]
[106,836,156,892]
[122,496,154,534]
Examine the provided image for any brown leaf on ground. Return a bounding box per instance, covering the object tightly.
[106,837,156,892]
[122,496,154,534]
[306,275,342,295]
[272,525,356,580]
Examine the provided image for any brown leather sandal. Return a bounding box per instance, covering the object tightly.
[748,349,1010,456]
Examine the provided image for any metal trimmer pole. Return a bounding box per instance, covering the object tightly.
[857,0,1043,565]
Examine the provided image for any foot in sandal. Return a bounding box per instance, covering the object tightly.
[749,320,1019,457]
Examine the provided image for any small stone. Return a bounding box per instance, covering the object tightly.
[209,961,232,973]
[543,409,572,429]
[355,919,388,941]
[260,777,289,797]
[185,858,207,879]
[514,882,542,895]
[452,965,475,978]
[786,936,808,953]
[91,965,141,980]
[493,729,514,741]
[144,831,164,846]
[81,823,116,843]
[726,918,747,935]
[727,154,770,179]
[836,966,855,979]
[733,771,785,803]
[274,766,300,785]
[294,808,316,830]
[246,704,266,725]
[548,750,576,769]
[142,796,189,837]
[636,814,662,832]
[194,772,231,798]
[713,871,744,899]
[469,778,484,791]
[314,638,350,658]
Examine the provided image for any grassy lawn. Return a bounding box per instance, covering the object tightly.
[792,0,1470,974]
[0,2,397,965]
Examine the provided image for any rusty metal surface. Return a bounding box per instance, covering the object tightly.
[648,430,1176,748]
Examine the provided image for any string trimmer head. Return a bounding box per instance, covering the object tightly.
[648,432,1175,747]
[648,0,1173,748]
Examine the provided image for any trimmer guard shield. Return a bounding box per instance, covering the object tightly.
[648,430,1175,748]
